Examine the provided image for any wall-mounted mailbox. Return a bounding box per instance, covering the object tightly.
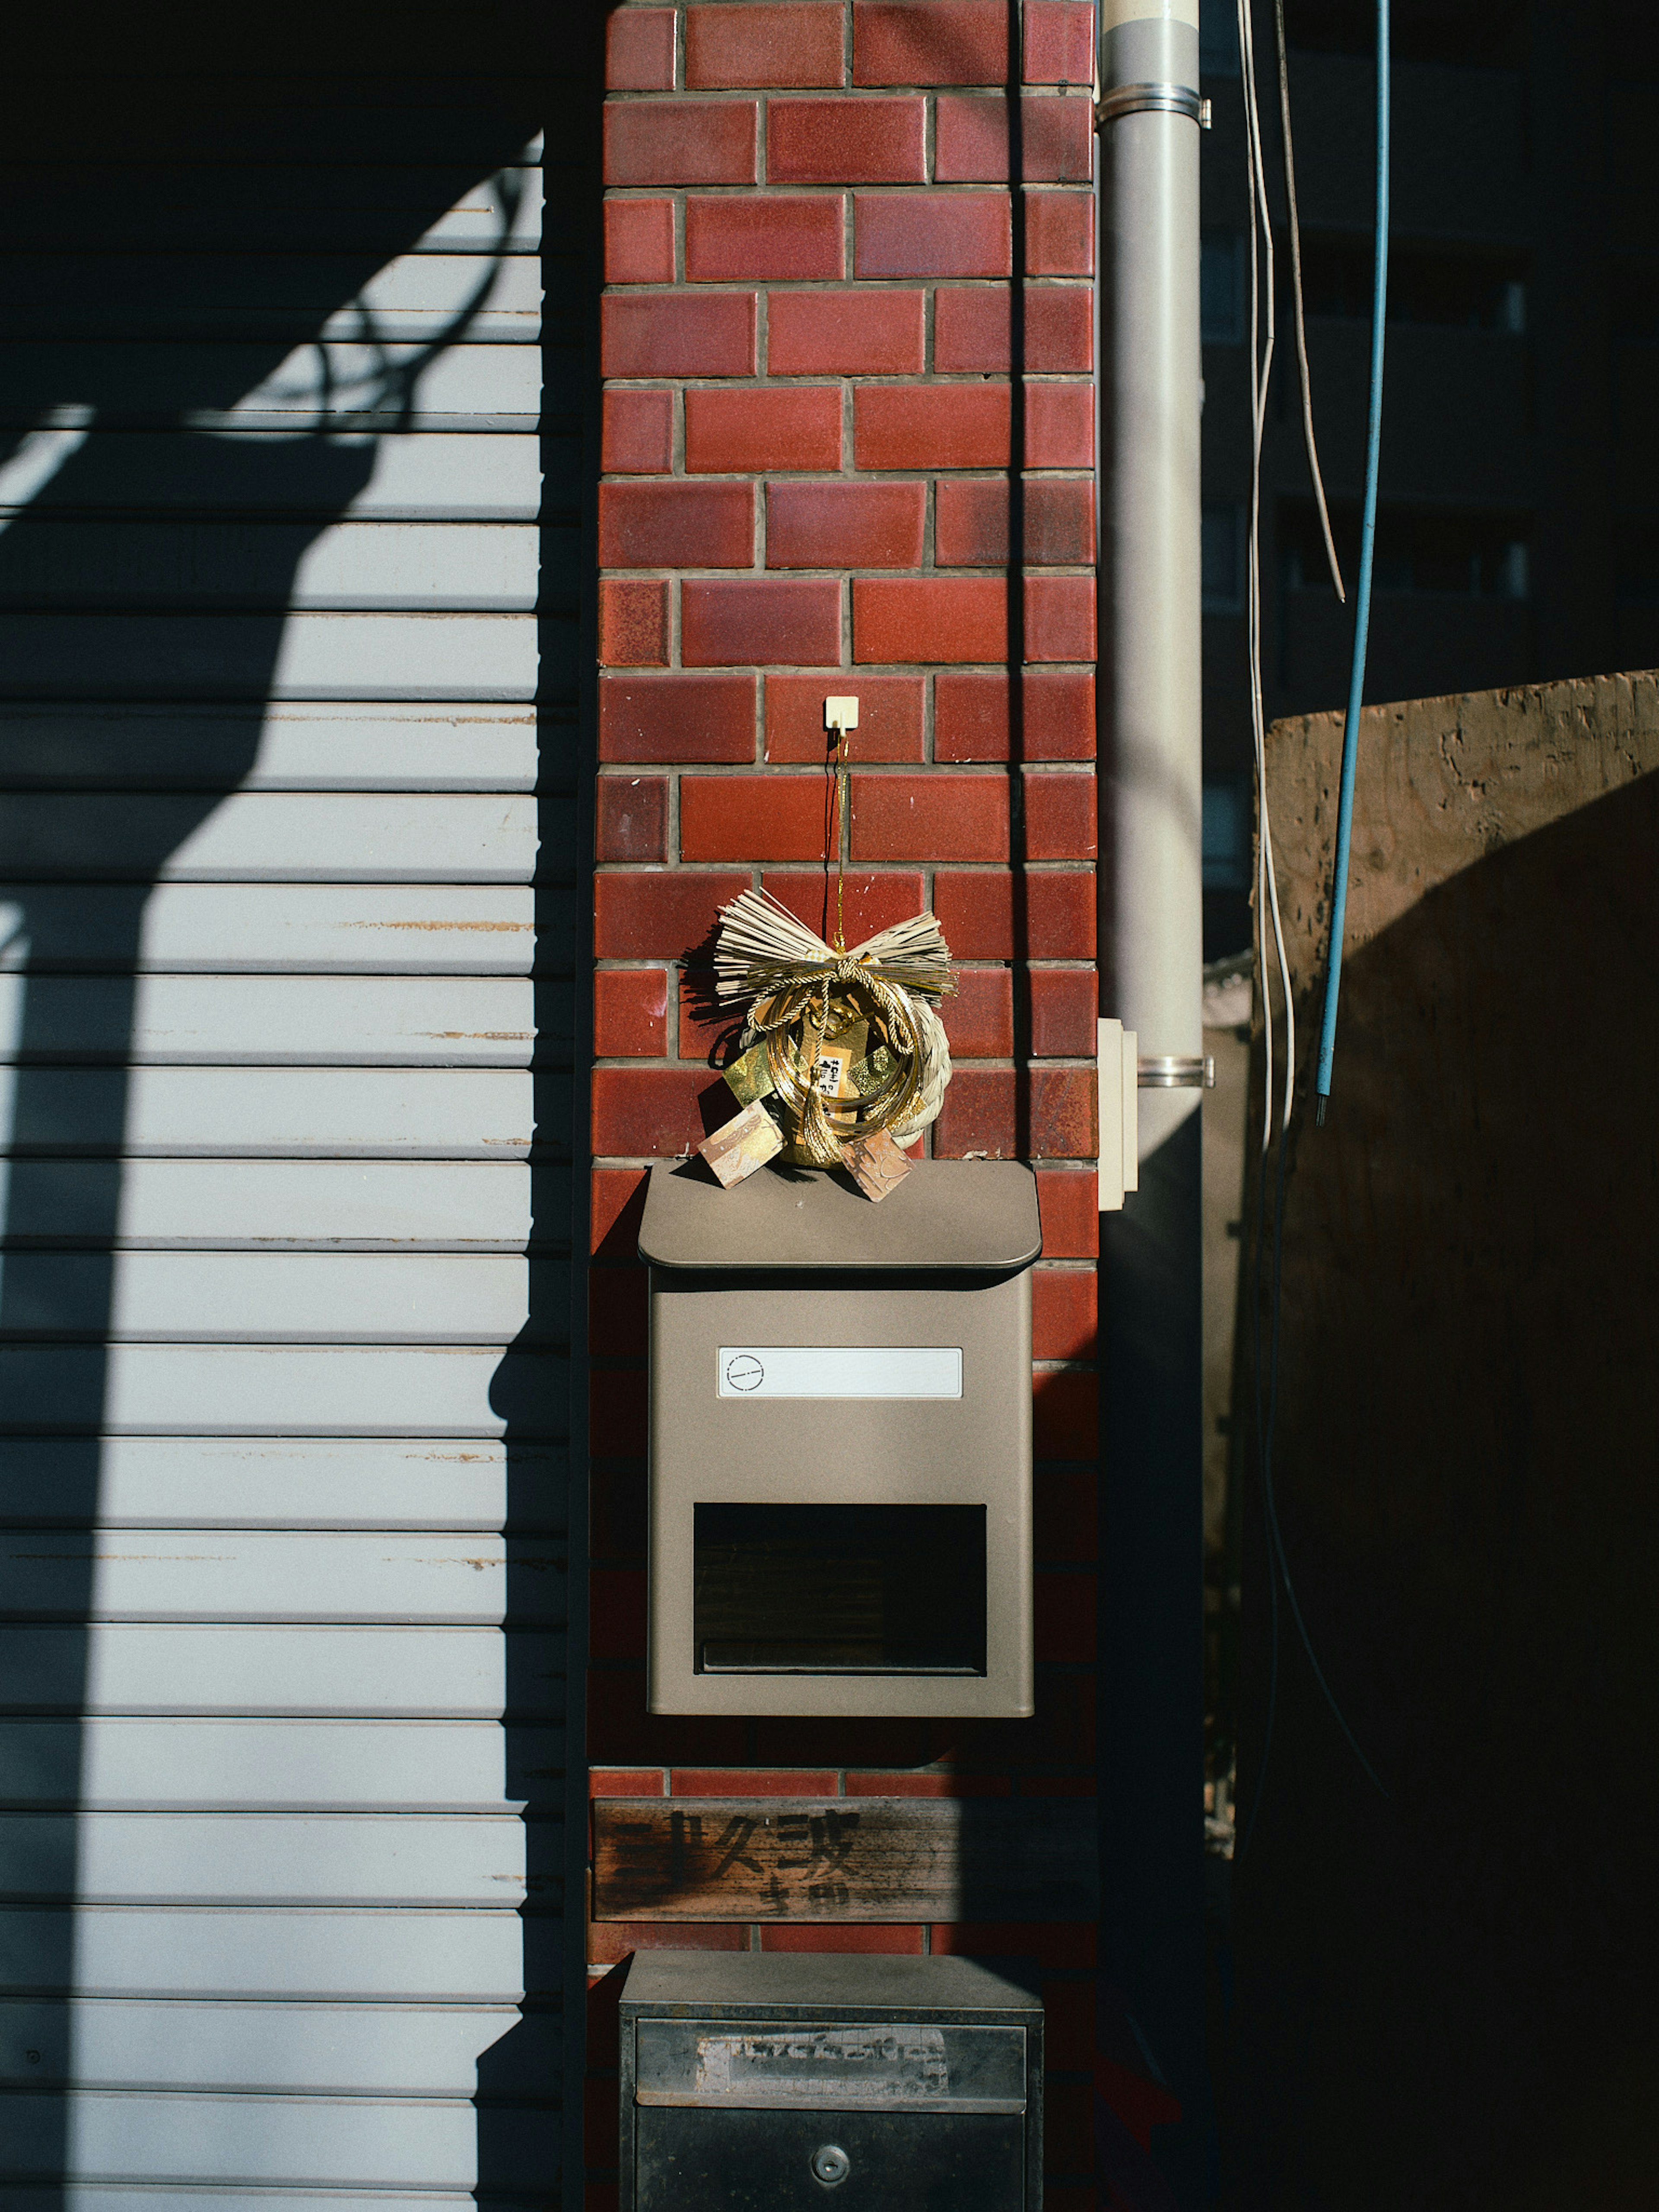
[639,1160,1041,1718]
[620,1951,1044,2212]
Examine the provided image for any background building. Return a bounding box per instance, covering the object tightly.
[1198,0,1659,956]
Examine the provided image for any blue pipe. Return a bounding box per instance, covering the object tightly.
[1314,0,1389,1122]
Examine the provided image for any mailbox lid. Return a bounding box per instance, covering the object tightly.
[619,1950,1041,2023]
[639,1160,1041,1273]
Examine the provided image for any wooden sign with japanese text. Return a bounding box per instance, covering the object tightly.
[591,1796,1097,1923]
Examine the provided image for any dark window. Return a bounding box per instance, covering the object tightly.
[1295,234,1527,332]
[1200,0,1240,77]
[1202,232,1247,345]
[1282,501,1530,598]
[1284,0,1526,67]
[693,1503,988,1675]
[1203,504,1245,613]
[1614,519,1659,602]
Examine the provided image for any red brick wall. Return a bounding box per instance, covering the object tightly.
[590,5,1100,2202]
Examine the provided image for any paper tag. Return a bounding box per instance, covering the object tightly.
[699,1099,783,1188]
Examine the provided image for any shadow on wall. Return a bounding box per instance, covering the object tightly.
[0,4,551,2200]
[1227,769,1659,2210]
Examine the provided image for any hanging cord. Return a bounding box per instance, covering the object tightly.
[1276,0,1344,604]
[1236,0,1389,1862]
[1314,0,1391,1122]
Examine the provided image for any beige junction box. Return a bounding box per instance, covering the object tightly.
[639,1159,1041,1719]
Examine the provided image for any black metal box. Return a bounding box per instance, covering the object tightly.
[618,1951,1043,2212]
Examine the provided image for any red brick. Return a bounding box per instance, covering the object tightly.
[1045,2081,1096,2174]
[681,773,829,860]
[685,385,842,472]
[850,771,1008,860]
[591,1166,651,1255]
[591,1465,647,1553]
[1027,872,1095,957]
[928,1067,1102,1163]
[607,7,677,89]
[1024,0,1095,84]
[681,577,842,665]
[1026,190,1093,275]
[592,1065,721,1157]
[843,1770,1011,1796]
[750,1715,931,1765]
[935,477,1095,568]
[591,1366,648,1456]
[1024,769,1096,858]
[686,2,845,87]
[1035,1165,1098,1256]
[853,382,1008,469]
[599,673,756,763]
[602,388,674,474]
[590,1265,649,1356]
[679,966,743,1062]
[685,195,845,281]
[590,1565,647,1658]
[935,94,1094,182]
[932,1064,1014,1155]
[1035,1466,1096,1558]
[1030,1064,1096,1157]
[935,670,1096,761]
[933,283,1093,372]
[931,1919,1097,1967]
[932,868,1095,959]
[854,0,1007,85]
[603,290,757,377]
[594,870,750,959]
[1028,966,1097,1057]
[1035,1569,1096,1660]
[670,1769,839,1796]
[597,775,668,864]
[1032,1265,1095,1357]
[604,99,760,187]
[594,967,670,1056]
[852,576,1006,664]
[767,481,925,569]
[1024,574,1096,663]
[762,869,928,943]
[1037,1978,1094,2069]
[940,965,1013,1056]
[854,190,1011,278]
[598,578,668,667]
[588,1667,749,1767]
[760,1924,926,1952]
[764,675,924,761]
[768,288,925,373]
[599,481,755,568]
[604,197,676,284]
[1025,381,1094,467]
[588,1920,749,1965]
[589,1767,665,1798]
[768,95,927,183]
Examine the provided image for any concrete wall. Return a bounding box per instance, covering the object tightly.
[1227,670,1659,2209]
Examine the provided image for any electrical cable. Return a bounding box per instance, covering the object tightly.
[1236,0,1390,1863]
[1276,0,1344,605]
[1314,0,1391,1120]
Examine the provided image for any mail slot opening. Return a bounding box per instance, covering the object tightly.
[693,1503,987,1675]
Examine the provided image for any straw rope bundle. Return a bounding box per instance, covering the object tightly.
[712,887,956,1167]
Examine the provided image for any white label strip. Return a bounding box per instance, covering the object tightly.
[717,1347,963,1400]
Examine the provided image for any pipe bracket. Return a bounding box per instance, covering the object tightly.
[1096,82,1211,128]
[1137,1055,1215,1090]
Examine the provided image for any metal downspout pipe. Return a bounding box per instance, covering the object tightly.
[1095,0,1212,2199]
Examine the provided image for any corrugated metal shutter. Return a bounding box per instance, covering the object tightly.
[0,16,585,2202]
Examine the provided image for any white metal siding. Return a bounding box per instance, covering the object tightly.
[0,21,578,2199]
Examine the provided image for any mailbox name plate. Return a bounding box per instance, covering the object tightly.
[717,1345,963,1399]
[634,2017,1025,2111]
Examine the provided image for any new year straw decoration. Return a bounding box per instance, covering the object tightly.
[712,887,956,1169]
